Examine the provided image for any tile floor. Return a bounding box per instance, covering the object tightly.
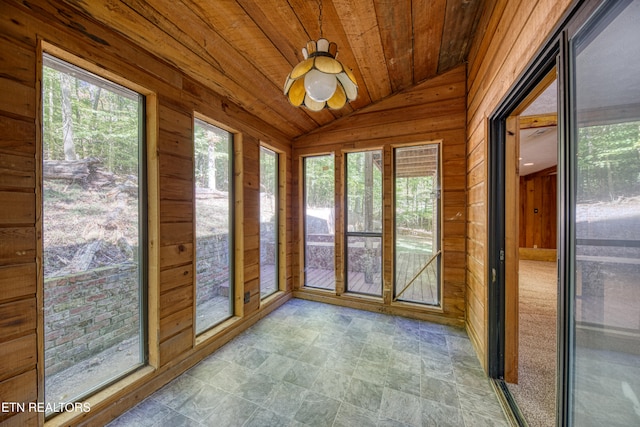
[107,299,508,427]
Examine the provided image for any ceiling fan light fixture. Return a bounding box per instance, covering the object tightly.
[284,38,358,110]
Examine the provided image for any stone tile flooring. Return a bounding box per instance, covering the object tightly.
[107,299,508,426]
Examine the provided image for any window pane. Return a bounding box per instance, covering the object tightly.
[571,1,640,425]
[346,236,382,296]
[42,54,145,409]
[394,145,441,305]
[304,155,335,290]
[194,119,233,333]
[260,147,278,298]
[346,151,382,233]
[346,151,383,295]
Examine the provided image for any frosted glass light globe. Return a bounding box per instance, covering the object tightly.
[304,69,337,102]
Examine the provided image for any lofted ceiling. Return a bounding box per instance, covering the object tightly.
[62,0,485,140]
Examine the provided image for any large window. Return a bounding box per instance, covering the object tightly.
[42,54,146,410]
[303,155,335,290]
[260,146,279,298]
[345,151,383,296]
[194,118,233,334]
[394,144,441,305]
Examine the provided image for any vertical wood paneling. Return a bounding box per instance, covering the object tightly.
[373,0,413,92]
[465,0,572,371]
[413,0,447,83]
[332,0,392,101]
[519,167,557,249]
[437,0,484,73]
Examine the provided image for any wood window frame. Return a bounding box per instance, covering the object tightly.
[38,40,158,425]
[259,141,287,304]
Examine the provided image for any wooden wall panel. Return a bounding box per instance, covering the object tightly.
[155,100,194,364]
[0,77,36,118]
[0,0,292,425]
[0,264,37,301]
[465,0,572,371]
[0,370,37,424]
[0,153,35,189]
[519,167,557,249]
[159,264,193,291]
[0,36,36,85]
[0,116,35,154]
[0,193,34,225]
[158,104,195,158]
[0,334,37,381]
[0,4,39,423]
[242,135,261,313]
[158,327,193,364]
[0,299,37,339]
[294,65,467,324]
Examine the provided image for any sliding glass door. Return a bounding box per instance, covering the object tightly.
[568,1,640,425]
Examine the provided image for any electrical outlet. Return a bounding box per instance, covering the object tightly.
[244,291,250,303]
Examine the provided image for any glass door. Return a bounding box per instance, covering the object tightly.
[568,1,640,425]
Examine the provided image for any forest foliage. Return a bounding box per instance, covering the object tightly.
[42,57,140,174]
[577,122,640,201]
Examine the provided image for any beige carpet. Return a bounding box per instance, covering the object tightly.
[508,259,557,427]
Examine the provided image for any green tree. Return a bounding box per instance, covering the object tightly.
[577,121,640,201]
[42,58,141,176]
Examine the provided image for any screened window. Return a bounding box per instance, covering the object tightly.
[345,151,383,296]
[194,119,233,334]
[42,54,146,411]
[260,146,279,298]
[303,155,335,290]
[393,144,441,305]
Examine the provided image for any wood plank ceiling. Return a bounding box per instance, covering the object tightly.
[62,0,484,141]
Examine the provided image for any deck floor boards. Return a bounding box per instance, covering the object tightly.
[303,251,437,304]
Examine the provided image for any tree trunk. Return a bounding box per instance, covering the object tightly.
[207,133,217,190]
[364,152,374,283]
[87,86,102,159]
[364,152,373,231]
[59,73,77,161]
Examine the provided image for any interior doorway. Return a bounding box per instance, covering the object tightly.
[487,57,561,426]
[504,73,559,427]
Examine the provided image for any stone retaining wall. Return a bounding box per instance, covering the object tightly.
[196,233,231,300]
[44,263,139,376]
